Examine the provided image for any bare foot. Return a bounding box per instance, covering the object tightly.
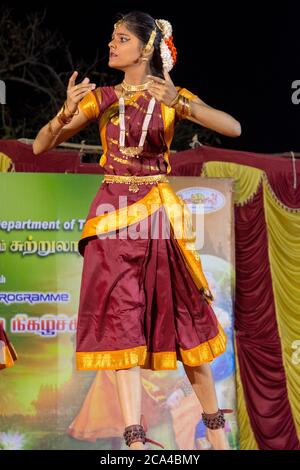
[129,441,145,450]
[206,428,230,450]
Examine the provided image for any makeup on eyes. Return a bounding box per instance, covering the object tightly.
[111,33,130,41]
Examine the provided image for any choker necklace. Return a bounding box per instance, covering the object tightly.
[118,95,156,158]
[121,79,151,93]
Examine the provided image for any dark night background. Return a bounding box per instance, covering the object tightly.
[2,1,300,154]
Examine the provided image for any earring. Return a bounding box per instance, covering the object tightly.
[141,57,149,62]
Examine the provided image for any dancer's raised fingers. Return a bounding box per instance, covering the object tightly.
[68,71,78,89]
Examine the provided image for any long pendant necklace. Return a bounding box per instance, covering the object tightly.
[118,80,156,158]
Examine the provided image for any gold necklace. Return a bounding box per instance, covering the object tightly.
[121,79,151,93]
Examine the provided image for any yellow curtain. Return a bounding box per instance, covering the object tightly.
[0,152,15,172]
[201,161,263,205]
[234,339,259,450]
[201,160,300,447]
[263,176,300,440]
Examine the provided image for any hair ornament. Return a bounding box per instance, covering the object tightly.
[155,19,177,72]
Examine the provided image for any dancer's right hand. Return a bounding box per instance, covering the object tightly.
[66,71,96,115]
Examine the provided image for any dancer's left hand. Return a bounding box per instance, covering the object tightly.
[147,69,178,106]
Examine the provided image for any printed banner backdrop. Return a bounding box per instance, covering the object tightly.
[0,173,237,450]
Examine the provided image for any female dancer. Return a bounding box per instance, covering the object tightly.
[33,11,241,450]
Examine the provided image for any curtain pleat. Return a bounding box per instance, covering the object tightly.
[263,178,300,441]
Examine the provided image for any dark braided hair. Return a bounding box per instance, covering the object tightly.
[115,11,164,79]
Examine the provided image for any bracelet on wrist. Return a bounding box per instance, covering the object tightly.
[65,100,79,117]
[56,109,73,126]
[169,92,180,108]
[175,94,192,118]
[55,101,78,127]
[48,119,62,138]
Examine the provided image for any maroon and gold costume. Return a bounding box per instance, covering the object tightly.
[76,85,227,371]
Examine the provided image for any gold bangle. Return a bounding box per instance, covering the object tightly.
[65,100,79,117]
[169,93,180,107]
[56,110,73,126]
[48,120,62,138]
[181,96,188,116]
[174,95,184,117]
[182,96,192,117]
[175,95,192,118]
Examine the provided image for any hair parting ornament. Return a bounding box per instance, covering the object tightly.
[114,17,177,72]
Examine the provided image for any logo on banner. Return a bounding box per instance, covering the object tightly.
[177,187,225,214]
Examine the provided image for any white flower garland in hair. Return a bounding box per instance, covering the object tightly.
[155,19,176,72]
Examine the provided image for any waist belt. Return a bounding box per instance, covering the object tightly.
[103,174,169,193]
